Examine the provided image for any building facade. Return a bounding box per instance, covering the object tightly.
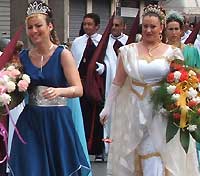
[3,0,199,45]
[0,0,140,46]
[0,0,10,39]
[8,0,117,45]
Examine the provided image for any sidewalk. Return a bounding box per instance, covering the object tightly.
[90,155,107,176]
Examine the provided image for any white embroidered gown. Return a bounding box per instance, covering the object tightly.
[107,43,200,176]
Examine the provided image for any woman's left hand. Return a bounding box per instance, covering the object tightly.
[42,87,60,99]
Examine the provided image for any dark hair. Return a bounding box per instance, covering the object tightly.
[189,22,195,28]
[83,13,100,26]
[143,12,163,25]
[166,16,184,30]
[45,16,60,45]
[79,22,85,36]
[14,40,24,55]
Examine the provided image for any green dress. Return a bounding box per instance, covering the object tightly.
[182,43,200,166]
[183,44,200,68]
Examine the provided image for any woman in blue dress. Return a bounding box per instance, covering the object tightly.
[8,1,91,175]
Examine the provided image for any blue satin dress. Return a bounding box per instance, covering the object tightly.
[8,46,91,176]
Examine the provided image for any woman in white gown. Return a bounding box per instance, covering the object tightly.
[100,4,200,176]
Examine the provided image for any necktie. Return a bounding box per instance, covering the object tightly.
[82,37,94,63]
[113,39,123,56]
[86,37,93,47]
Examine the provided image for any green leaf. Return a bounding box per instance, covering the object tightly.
[166,116,179,142]
[180,129,190,153]
[190,127,200,143]
[151,82,175,111]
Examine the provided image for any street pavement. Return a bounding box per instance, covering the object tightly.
[91,161,107,176]
[90,155,107,176]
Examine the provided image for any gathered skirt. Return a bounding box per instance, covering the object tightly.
[8,105,91,176]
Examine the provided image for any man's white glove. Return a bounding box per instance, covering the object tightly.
[99,83,120,125]
[96,62,105,75]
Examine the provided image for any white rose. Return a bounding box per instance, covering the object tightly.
[6,81,16,93]
[3,75,10,82]
[174,71,181,81]
[22,74,31,84]
[192,97,200,104]
[188,87,198,99]
[159,107,168,116]
[198,83,200,91]
[187,124,197,132]
[188,70,196,76]
[6,65,15,71]
[0,78,6,85]
[167,85,176,94]
[172,94,180,101]
[0,93,11,105]
[186,106,190,110]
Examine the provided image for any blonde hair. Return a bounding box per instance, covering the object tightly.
[25,13,60,45]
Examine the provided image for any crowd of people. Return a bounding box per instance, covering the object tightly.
[0,0,200,176]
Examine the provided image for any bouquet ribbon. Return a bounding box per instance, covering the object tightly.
[176,83,188,128]
[0,122,8,163]
[5,104,26,144]
[0,103,26,163]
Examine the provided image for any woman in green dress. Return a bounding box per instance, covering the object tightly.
[166,10,200,67]
[166,10,200,165]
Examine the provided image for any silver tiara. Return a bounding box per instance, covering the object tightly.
[26,1,50,16]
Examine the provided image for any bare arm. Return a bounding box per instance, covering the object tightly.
[43,48,83,99]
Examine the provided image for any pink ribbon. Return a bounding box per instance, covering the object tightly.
[0,122,8,163]
[5,104,26,144]
[0,103,26,164]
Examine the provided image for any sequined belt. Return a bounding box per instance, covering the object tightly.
[130,79,161,100]
[29,86,67,106]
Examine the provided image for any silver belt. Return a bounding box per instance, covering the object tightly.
[29,86,67,106]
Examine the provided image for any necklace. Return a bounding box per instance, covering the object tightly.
[167,42,184,51]
[146,43,162,57]
[40,44,54,72]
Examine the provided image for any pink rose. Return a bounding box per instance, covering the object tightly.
[0,85,6,94]
[17,80,29,92]
[9,69,21,79]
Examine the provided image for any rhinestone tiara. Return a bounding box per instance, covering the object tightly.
[26,1,50,17]
[143,4,166,24]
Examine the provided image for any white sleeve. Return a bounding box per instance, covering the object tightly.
[173,47,184,61]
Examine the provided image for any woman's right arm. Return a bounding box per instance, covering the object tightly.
[99,54,127,125]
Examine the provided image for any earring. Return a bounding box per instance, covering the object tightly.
[159,32,163,41]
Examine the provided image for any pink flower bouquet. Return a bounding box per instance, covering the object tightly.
[0,62,30,115]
